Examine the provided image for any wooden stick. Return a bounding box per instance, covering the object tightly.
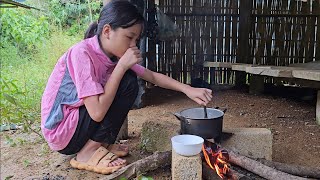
[228,151,309,180]
[202,162,248,180]
[258,159,320,179]
[102,151,171,180]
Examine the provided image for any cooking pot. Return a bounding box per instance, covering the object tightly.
[174,107,226,139]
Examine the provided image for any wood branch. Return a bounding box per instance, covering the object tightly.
[103,151,171,180]
[228,151,309,180]
[258,159,320,179]
[202,162,249,180]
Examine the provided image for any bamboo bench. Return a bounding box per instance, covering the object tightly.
[203,61,320,125]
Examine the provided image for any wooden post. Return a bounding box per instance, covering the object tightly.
[236,0,252,87]
[147,0,157,73]
[249,75,265,94]
[317,90,320,125]
[116,117,128,141]
[133,0,147,108]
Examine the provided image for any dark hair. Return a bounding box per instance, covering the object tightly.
[84,1,145,39]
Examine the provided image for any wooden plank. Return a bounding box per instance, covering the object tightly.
[232,64,254,71]
[247,67,291,77]
[203,62,254,71]
[203,62,233,68]
[292,70,320,82]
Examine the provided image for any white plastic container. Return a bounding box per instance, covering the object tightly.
[171,134,204,156]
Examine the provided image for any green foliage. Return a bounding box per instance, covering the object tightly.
[139,176,154,180]
[0,78,26,124]
[1,29,81,135]
[0,8,49,54]
[23,159,30,167]
[0,0,93,138]
[4,135,17,147]
[48,0,101,35]
[5,175,14,180]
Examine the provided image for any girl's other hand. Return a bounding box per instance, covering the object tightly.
[184,86,212,106]
[117,46,142,70]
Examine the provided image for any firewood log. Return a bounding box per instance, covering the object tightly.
[258,159,320,179]
[102,151,171,180]
[228,151,310,180]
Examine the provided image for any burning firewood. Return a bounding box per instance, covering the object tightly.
[102,140,314,180]
[202,140,310,180]
[202,141,232,179]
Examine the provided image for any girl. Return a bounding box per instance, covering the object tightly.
[41,1,212,175]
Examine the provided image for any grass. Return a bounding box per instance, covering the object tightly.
[1,30,81,131]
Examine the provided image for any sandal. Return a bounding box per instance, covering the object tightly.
[105,144,129,157]
[70,146,126,174]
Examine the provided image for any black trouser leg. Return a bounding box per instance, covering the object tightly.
[58,70,138,155]
[90,70,139,144]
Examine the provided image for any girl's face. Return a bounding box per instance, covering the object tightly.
[102,23,142,59]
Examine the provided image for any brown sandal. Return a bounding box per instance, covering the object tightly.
[70,146,126,174]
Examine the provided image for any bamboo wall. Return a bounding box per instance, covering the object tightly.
[146,0,319,85]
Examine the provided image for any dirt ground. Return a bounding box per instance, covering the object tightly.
[1,85,320,180]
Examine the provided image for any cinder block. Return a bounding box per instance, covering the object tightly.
[221,128,272,160]
[172,150,202,180]
[140,121,180,152]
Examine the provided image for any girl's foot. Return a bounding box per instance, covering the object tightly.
[70,146,126,174]
[103,143,129,157]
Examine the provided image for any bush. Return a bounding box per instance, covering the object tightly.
[48,0,101,36]
[0,8,49,54]
[0,29,81,134]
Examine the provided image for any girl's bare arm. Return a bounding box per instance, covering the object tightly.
[141,69,212,106]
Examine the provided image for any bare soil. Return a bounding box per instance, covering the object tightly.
[1,86,320,180]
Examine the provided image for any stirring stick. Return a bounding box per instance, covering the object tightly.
[204,106,208,118]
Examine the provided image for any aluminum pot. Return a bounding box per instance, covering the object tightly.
[173,107,226,139]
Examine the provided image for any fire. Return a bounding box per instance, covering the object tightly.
[202,141,230,179]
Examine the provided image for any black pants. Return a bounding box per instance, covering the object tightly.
[59,70,139,155]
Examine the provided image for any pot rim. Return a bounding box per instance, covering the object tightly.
[179,107,224,120]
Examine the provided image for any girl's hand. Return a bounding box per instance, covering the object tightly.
[117,46,142,70]
[184,86,212,106]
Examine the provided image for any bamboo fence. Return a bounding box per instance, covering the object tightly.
[146,0,319,85]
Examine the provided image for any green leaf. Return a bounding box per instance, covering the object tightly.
[3,93,17,105]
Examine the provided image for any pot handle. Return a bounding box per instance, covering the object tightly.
[173,113,192,125]
[173,113,184,122]
[215,106,227,113]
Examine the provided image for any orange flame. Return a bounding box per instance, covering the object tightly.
[202,144,230,179]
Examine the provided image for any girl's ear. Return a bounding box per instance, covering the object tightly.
[101,24,112,39]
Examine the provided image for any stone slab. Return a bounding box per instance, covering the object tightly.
[140,121,180,152]
[172,150,202,180]
[221,128,272,160]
